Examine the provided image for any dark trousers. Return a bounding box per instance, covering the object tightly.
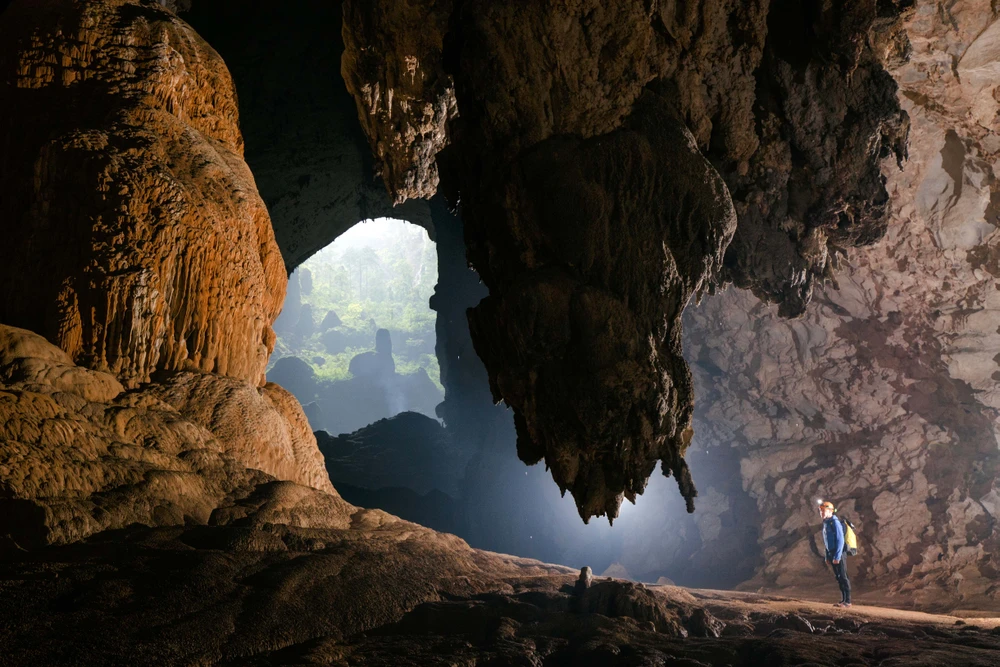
[831,559,851,603]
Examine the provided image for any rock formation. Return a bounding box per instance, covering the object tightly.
[317,411,466,497]
[341,0,456,203]
[0,0,285,388]
[150,372,333,493]
[264,355,319,404]
[0,324,332,548]
[320,309,343,330]
[5,2,1000,664]
[186,0,433,271]
[341,0,1000,607]
[0,0,339,554]
[462,89,738,522]
[315,411,468,535]
[348,328,396,378]
[184,0,998,605]
[712,0,909,317]
[341,0,908,522]
[674,0,1000,607]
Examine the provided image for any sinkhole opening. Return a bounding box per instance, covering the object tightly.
[267,217,442,435]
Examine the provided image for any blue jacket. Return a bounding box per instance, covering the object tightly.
[824,516,845,561]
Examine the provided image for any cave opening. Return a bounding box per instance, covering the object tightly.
[177,0,760,587]
[267,217,442,436]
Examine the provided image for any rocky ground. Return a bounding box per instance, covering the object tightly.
[3,527,1000,666]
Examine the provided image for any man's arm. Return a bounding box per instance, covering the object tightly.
[833,517,845,562]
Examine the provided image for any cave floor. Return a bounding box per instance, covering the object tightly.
[1,520,999,666]
[682,585,1000,624]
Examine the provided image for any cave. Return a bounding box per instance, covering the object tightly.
[3,0,1000,665]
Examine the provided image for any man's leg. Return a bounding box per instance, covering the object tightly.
[835,561,851,605]
[830,563,843,605]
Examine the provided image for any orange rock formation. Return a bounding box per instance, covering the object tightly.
[0,0,285,388]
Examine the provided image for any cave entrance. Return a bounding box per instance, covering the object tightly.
[267,217,442,435]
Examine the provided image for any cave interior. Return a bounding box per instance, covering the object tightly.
[3,0,1000,665]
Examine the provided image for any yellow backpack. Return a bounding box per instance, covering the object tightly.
[839,515,859,556]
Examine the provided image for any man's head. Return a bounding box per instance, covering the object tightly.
[818,501,835,519]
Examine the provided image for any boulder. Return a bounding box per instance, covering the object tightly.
[266,356,319,404]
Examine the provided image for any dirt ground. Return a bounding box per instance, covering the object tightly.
[680,586,1000,628]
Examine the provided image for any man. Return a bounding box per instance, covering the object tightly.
[820,501,851,607]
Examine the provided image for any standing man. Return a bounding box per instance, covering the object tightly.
[820,501,851,607]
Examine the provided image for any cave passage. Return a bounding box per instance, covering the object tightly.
[267,217,443,435]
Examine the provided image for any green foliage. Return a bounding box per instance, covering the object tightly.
[272,219,441,391]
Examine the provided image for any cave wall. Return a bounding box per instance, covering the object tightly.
[4,0,997,606]
[0,0,339,549]
[675,0,1000,606]
[333,0,1000,602]
[185,0,927,589]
